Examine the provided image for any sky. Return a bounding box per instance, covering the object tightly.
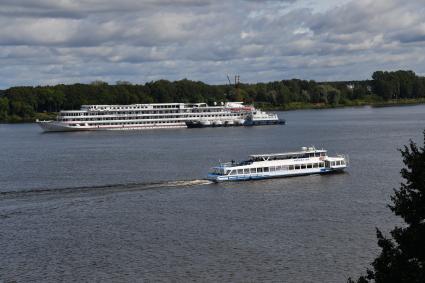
[0,0,424,88]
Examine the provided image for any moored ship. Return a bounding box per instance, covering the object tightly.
[185,109,285,128]
[207,147,348,182]
[36,102,283,132]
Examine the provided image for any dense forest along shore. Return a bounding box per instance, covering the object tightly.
[1,70,424,123]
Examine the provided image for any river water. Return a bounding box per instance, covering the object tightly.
[1,105,424,282]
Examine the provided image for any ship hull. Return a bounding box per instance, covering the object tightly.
[186,119,285,128]
[244,119,286,126]
[208,167,345,183]
[186,121,244,128]
[37,121,83,132]
[37,121,187,132]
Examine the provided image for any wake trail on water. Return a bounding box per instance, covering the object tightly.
[0,179,214,198]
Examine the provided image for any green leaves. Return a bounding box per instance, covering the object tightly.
[372,70,424,100]
[352,131,425,283]
[1,70,425,122]
[391,133,425,225]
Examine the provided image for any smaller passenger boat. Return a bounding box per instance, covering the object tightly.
[207,147,348,182]
[185,110,285,128]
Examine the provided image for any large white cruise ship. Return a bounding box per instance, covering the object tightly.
[36,102,284,132]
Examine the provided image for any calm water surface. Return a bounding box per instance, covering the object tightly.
[1,105,424,282]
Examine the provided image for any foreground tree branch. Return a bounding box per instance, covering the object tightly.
[349,130,425,283]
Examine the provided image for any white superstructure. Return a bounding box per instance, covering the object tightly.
[244,109,282,125]
[207,147,348,182]
[36,102,282,132]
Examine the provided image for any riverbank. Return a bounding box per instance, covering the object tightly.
[1,98,425,123]
[260,98,425,111]
[0,112,57,123]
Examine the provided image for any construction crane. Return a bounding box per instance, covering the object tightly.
[226,74,241,99]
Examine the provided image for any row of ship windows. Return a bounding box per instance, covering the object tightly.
[152,105,180,109]
[69,121,182,126]
[227,163,326,175]
[260,152,326,161]
[329,160,345,166]
[61,114,242,121]
[86,110,182,115]
[90,105,180,111]
[225,161,344,175]
[61,109,226,116]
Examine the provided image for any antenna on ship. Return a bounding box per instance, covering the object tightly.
[235,75,240,100]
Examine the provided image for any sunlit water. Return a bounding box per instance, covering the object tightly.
[1,105,424,282]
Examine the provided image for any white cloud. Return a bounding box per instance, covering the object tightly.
[0,0,424,88]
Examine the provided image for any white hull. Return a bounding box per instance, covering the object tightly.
[208,167,345,182]
[37,121,187,132]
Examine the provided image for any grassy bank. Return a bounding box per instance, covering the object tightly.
[1,112,57,123]
[260,98,425,111]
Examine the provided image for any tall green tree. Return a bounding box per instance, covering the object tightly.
[0,97,9,121]
[350,131,425,283]
[276,84,291,105]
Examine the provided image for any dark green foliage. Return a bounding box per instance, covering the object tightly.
[372,70,423,99]
[0,97,9,121]
[328,90,341,105]
[350,131,425,283]
[0,70,424,122]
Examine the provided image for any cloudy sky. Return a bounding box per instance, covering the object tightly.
[0,0,424,88]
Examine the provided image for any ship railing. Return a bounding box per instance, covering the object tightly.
[219,162,235,167]
[337,154,349,165]
[219,160,253,167]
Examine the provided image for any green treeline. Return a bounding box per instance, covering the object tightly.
[0,70,425,122]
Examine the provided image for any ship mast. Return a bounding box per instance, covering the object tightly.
[226,74,240,100]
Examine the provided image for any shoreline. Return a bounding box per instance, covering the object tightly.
[1,99,425,124]
[260,98,425,112]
